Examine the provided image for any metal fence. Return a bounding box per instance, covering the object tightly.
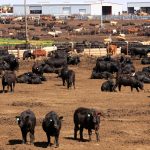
[58,14,150,21]
[1,13,150,20]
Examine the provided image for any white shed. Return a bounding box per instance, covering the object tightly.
[12,2,123,16]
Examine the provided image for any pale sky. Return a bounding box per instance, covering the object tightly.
[1,0,150,11]
[1,0,150,5]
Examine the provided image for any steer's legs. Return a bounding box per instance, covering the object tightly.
[118,85,121,91]
[62,78,65,86]
[73,80,75,89]
[30,130,35,144]
[2,85,5,93]
[136,87,139,92]
[21,130,27,144]
[95,130,100,142]
[54,135,59,148]
[46,132,51,146]
[79,126,84,141]
[74,124,79,140]
[88,129,92,141]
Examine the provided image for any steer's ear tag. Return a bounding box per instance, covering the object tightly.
[50,119,52,122]
[88,114,91,117]
[16,116,20,123]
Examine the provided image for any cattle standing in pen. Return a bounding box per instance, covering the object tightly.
[115,74,144,92]
[66,70,75,89]
[59,67,75,89]
[2,70,16,93]
[42,111,63,147]
[74,107,102,142]
[16,109,36,144]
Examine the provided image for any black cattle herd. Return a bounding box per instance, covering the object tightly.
[15,107,102,147]
[0,42,150,147]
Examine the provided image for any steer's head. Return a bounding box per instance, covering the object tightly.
[49,116,63,130]
[16,115,30,128]
[138,81,144,90]
[90,110,101,130]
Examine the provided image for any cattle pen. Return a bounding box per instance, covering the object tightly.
[7,46,121,58]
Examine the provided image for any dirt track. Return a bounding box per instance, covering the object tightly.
[0,57,150,150]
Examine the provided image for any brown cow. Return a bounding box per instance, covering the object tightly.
[32,49,46,57]
[107,44,117,55]
[127,27,139,34]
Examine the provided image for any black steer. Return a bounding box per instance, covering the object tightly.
[23,50,35,60]
[42,111,63,147]
[66,70,75,89]
[59,67,75,89]
[74,107,102,142]
[32,62,44,76]
[101,79,116,92]
[2,71,16,93]
[116,74,144,92]
[16,109,36,144]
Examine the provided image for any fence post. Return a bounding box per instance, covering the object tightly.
[17,48,20,58]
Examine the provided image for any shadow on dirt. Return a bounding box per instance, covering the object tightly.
[64,136,89,142]
[54,84,63,86]
[0,90,8,93]
[8,139,22,145]
[34,141,50,148]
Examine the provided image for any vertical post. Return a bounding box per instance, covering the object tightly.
[24,0,29,44]
[100,0,103,29]
[126,41,128,55]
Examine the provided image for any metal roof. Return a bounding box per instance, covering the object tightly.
[127,2,150,7]
[13,2,123,6]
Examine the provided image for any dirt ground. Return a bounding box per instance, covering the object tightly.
[0,56,150,150]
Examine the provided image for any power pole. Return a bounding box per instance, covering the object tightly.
[100,0,103,29]
[24,0,29,45]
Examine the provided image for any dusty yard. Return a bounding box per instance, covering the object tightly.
[0,57,150,150]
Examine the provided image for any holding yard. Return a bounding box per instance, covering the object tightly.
[0,57,150,150]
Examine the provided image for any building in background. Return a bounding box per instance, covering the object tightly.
[12,2,123,16]
[127,2,150,15]
[0,5,13,13]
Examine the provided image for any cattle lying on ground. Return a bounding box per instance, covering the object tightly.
[130,47,150,58]
[32,62,44,75]
[42,111,63,147]
[2,70,16,93]
[45,57,67,68]
[91,70,113,79]
[101,79,116,92]
[142,66,150,73]
[1,54,19,71]
[16,72,46,84]
[67,55,80,65]
[32,62,58,74]
[141,57,150,64]
[74,107,102,142]
[119,63,135,74]
[115,74,144,92]
[95,60,118,73]
[16,109,36,144]
[58,67,75,89]
[135,71,150,83]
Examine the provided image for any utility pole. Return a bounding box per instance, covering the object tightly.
[24,0,29,45]
[100,0,103,29]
